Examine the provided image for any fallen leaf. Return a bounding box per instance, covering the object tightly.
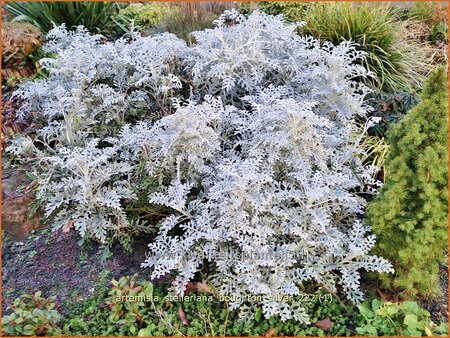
[314,318,333,331]
[264,328,277,337]
[185,281,197,294]
[62,219,74,233]
[196,280,213,294]
[162,301,171,313]
[178,307,189,326]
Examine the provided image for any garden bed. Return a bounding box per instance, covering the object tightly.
[1,230,153,315]
[1,1,449,337]
[2,226,449,335]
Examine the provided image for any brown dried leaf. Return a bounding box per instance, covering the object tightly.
[196,280,213,294]
[185,281,197,294]
[314,318,333,331]
[178,307,189,326]
[264,328,277,337]
[376,288,388,302]
[62,219,74,233]
[162,301,171,313]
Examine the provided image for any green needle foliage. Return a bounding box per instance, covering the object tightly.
[302,2,426,92]
[6,1,123,37]
[367,66,448,298]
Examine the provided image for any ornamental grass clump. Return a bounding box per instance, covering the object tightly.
[302,2,426,92]
[8,10,393,322]
[6,1,122,36]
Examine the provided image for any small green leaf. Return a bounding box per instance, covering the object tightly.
[402,301,420,315]
[404,314,419,329]
[22,324,35,336]
[372,299,382,312]
[387,305,400,315]
[32,308,45,317]
[424,326,433,336]
[368,327,378,336]
[129,325,137,335]
[358,304,374,319]
[355,327,367,334]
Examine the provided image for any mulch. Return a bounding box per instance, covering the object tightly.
[1,229,154,314]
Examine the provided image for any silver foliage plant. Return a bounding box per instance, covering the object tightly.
[35,139,137,243]
[13,25,186,145]
[137,90,392,322]
[8,24,186,245]
[8,10,393,322]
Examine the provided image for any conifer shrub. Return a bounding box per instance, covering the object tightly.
[7,10,394,322]
[366,67,448,298]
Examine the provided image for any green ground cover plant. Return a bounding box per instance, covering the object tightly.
[1,292,61,336]
[356,299,448,336]
[3,274,447,337]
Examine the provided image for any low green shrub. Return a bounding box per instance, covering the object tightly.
[106,275,158,336]
[59,283,112,336]
[251,1,311,22]
[301,2,426,92]
[367,67,448,298]
[430,21,448,43]
[356,299,448,336]
[6,1,122,36]
[116,2,173,32]
[1,292,61,336]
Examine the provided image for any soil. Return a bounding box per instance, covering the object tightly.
[1,228,154,315]
[420,265,449,323]
[2,224,448,324]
